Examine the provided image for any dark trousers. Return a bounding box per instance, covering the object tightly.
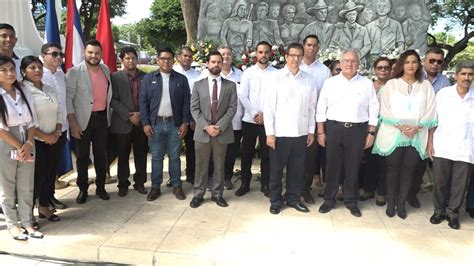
[114,125,148,189]
[409,159,429,200]
[34,133,66,206]
[241,122,269,187]
[224,130,242,181]
[184,125,195,182]
[432,157,472,219]
[74,111,108,192]
[385,146,421,207]
[269,136,307,206]
[303,141,325,191]
[466,172,474,209]
[323,121,367,207]
[361,149,386,196]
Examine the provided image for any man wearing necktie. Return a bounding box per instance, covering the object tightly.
[189,50,237,208]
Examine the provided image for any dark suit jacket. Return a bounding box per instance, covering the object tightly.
[191,77,237,144]
[139,70,191,127]
[110,70,146,134]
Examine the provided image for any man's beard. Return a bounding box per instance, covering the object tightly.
[209,66,221,75]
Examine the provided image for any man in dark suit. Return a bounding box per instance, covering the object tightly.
[110,47,148,197]
[139,47,191,201]
[189,50,237,208]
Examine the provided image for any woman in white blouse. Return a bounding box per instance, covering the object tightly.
[0,55,41,240]
[21,56,63,225]
[372,50,437,219]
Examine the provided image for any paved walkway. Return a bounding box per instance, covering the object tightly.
[0,156,473,265]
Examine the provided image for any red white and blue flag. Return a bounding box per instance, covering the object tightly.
[44,0,61,44]
[65,0,84,71]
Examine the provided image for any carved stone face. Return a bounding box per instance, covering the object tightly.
[375,0,391,16]
[257,6,268,20]
[206,4,219,20]
[297,3,306,12]
[221,4,232,17]
[237,5,248,18]
[395,6,406,19]
[315,9,328,21]
[345,10,358,24]
[284,7,296,21]
[409,5,422,21]
[270,4,280,19]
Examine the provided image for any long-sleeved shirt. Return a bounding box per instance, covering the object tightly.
[42,67,68,131]
[423,70,451,94]
[316,73,379,126]
[238,64,277,124]
[0,86,36,131]
[173,64,201,93]
[300,60,331,94]
[264,67,317,137]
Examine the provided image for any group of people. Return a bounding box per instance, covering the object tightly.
[0,21,473,242]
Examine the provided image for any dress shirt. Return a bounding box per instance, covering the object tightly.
[264,67,317,137]
[157,72,173,117]
[0,86,36,130]
[88,68,108,111]
[433,85,474,164]
[300,60,331,94]
[173,64,201,93]
[423,70,451,94]
[207,76,222,102]
[238,64,277,124]
[23,81,62,139]
[42,67,68,131]
[316,73,379,126]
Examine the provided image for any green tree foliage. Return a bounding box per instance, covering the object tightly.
[135,0,186,51]
[432,33,474,69]
[427,0,473,69]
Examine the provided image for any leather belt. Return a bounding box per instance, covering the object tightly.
[157,116,174,122]
[327,120,367,128]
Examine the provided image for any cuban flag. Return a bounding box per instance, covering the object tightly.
[44,0,61,44]
[65,0,84,71]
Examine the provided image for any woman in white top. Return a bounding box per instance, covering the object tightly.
[372,50,437,219]
[0,55,41,240]
[20,56,63,224]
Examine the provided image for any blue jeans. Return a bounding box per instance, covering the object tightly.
[150,121,181,188]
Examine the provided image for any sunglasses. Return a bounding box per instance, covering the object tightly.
[45,51,65,58]
[428,59,443,65]
[375,66,391,71]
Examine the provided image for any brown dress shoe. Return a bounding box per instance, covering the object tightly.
[147,188,161,201]
[172,186,186,200]
[134,184,148,194]
[301,191,315,204]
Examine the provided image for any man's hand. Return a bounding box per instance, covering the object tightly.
[179,123,188,139]
[317,133,326,147]
[143,125,154,137]
[254,112,264,125]
[364,134,375,149]
[205,125,221,137]
[129,112,140,126]
[43,133,59,145]
[267,135,276,150]
[69,121,82,140]
[307,133,314,147]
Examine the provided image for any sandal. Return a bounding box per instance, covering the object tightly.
[38,206,61,222]
[9,227,28,241]
[23,226,44,239]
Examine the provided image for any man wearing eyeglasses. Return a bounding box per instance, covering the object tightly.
[139,47,191,202]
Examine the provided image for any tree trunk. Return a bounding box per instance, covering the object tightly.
[180,0,199,45]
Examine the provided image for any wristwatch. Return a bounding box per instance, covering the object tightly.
[368,131,376,136]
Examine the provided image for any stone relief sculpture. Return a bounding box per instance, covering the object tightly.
[279,4,305,47]
[198,0,431,58]
[220,0,253,56]
[298,0,335,52]
[329,1,371,64]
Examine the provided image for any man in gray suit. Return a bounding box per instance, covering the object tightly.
[110,47,148,197]
[189,50,237,208]
[66,39,113,204]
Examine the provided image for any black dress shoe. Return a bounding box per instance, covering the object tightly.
[76,191,88,204]
[287,201,309,213]
[51,197,67,209]
[235,185,250,197]
[269,205,281,215]
[347,206,362,217]
[133,184,148,194]
[466,208,474,218]
[118,188,128,197]
[397,209,407,219]
[190,197,204,208]
[319,203,333,214]
[260,185,270,198]
[429,213,446,224]
[211,197,229,207]
[386,202,396,217]
[359,192,374,201]
[96,190,110,200]
[408,197,421,208]
[147,188,161,201]
[447,217,460,230]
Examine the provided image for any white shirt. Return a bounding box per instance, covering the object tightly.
[433,85,474,164]
[207,76,222,103]
[23,81,62,140]
[42,67,68,131]
[264,67,317,137]
[0,86,36,130]
[199,67,244,130]
[157,72,173,117]
[300,60,331,94]
[173,64,201,93]
[316,73,379,126]
[239,64,277,124]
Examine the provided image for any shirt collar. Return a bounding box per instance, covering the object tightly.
[338,72,360,82]
[423,69,442,84]
[282,66,302,77]
[208,75,222,83]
